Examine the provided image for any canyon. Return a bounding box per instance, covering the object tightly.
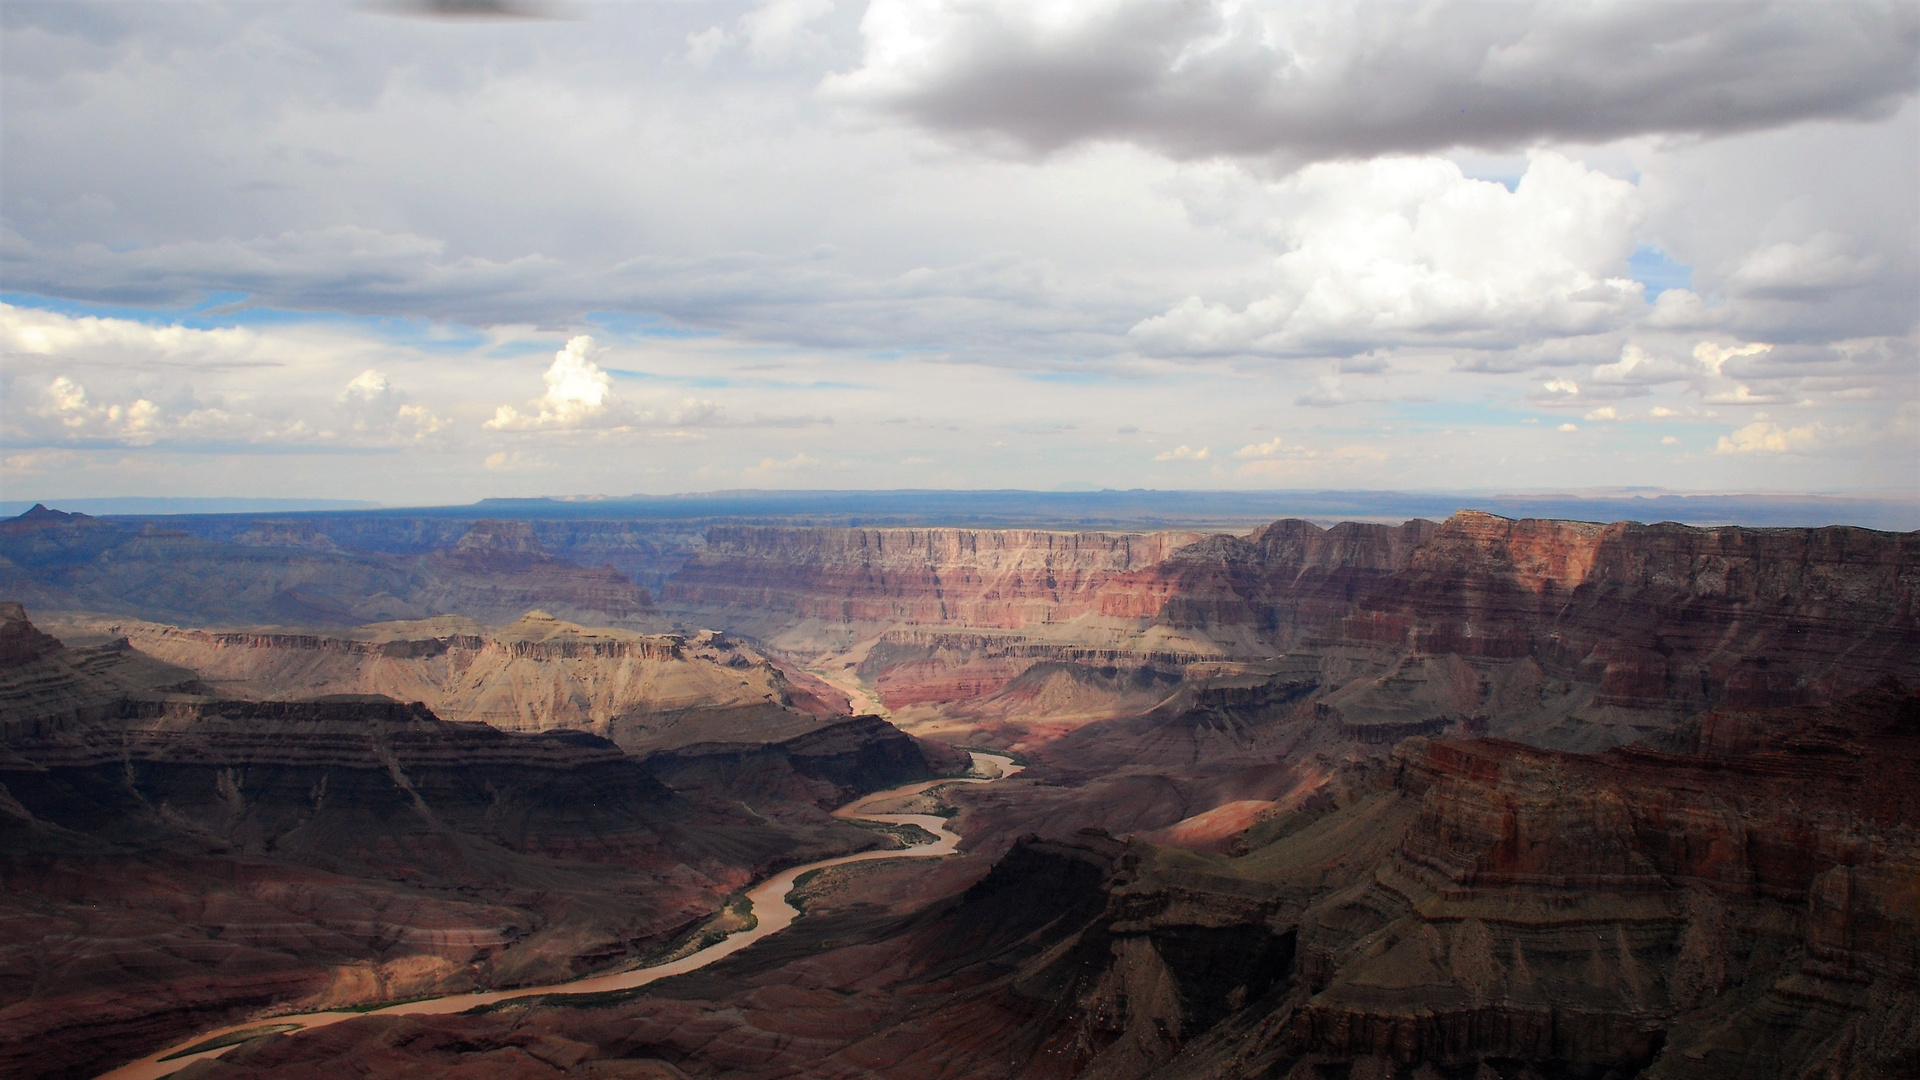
[0,502,1915,1079]
[674,513,1918,755]
[0,603,959,1079]
[0,507,655,629]
[41,611,852,754]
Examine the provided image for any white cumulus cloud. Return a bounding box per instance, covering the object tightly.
[1130,153,1644,358]
[1715,419,1823,454]
[486,336,721,432]
[487,336,621,430]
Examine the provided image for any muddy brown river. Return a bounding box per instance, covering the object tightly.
[97,752,1022,1079]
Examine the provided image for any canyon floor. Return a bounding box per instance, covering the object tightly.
[0,504,1915,1079]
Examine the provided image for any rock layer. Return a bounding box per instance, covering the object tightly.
[182,683,1920,1080]
[669,513,1917,753]
[665,526,1202,629]
[54,612,849,755]
[0,607,947,1080]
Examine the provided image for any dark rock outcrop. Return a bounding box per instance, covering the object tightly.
[185,684,1919,1080]
[640,715,969,809]
[0,606,937,1080]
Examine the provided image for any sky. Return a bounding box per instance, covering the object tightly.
[2,0,1916,505]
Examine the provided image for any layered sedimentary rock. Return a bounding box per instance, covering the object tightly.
[665,526,1202,630]
[641,715,971,811]
[53,611,849,754]
[1330,511,1918,711]
[0,606,949,1080]
[200,683,1919,1080]
[0,509,653,629]
[664,513,1917,754]
[1116,517,1441,644]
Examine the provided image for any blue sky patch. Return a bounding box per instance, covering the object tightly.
[1628,246,1694,299]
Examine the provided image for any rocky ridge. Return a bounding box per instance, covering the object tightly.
[47,611,851,755]
[670,513,1917,755]
[174,682,1920,1079]
[0,605,953,1080]
[0,508,654,629]
[664,526,1204,633]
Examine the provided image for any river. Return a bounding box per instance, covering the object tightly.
[97,751,1023,1080]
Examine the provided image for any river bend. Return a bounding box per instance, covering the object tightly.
[98,751,1022,1079]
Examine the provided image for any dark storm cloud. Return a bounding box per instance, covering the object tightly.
[827,0,1920,161]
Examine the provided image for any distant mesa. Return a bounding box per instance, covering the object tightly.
[8,503,91,525]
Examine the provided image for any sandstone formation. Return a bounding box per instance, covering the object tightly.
[664,526,1203,634]
[172,683,1920,1079]
[0,606,951,1080]
[664,513,1917,755]
[48,611,850,755]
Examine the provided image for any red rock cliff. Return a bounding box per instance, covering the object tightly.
[665,526,1201,627]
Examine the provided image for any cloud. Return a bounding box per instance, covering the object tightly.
[1129,153,1644,358]
[9,372,330,449]
[36,376,162,445]
[741,0,836,64]
[1557,422,1578,432]
[485,336,722,432]
[341,369,449,439]
[1153,444,1208,461]
[342,369,395,403]
[826,0,1919,163]
[685,26,735,67]
[742,451,820,481]
[1294,376,1352,407]
[1693,341,1772,376]
[1715,418,1822,454]
[487,336,617,430]
[1590,343,1699,386]
[1527,375,1647,409]
[1231,434,1333,460]
[1725,232,1883,300]
[0,298,261,364]
[1642,288,1725,331]
[0,3,1911,498]
[1701,384,1794,406]
[0,302,465,451]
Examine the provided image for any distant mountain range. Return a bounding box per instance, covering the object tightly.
[9,487,1919,530]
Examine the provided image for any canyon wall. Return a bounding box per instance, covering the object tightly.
[665,526,1203,629]
[665,513,1917,752]
[57,612,849,755]
[204,682,1919,1080]
[0,607,948,1080]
